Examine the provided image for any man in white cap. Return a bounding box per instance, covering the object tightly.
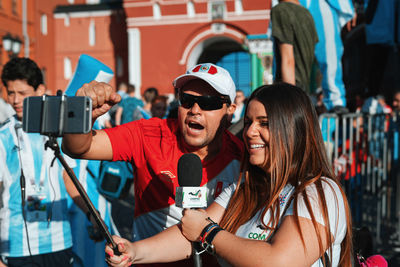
[62,63,243,267]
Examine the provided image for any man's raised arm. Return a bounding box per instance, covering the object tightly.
[62,81,121,161]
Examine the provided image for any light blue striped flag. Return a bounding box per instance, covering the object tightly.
[64,54,113,97]
[299,0,354,110]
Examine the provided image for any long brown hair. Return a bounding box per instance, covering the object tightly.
[219,83,352,266]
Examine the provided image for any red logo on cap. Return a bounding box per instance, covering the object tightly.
[192,64,218,75]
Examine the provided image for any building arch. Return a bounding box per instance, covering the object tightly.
[179,23,247,68]
[180,24,252,96]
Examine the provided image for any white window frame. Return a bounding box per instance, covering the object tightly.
[41,14,48,35]
[89,20,96,46]
[153,3,161,20]
[64,57,72,80]
[187,1,195,18]
[86,0,100,4]
[64,15,70,27]
[234,0,243,15]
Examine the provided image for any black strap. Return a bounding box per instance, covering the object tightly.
[205,227,224,245]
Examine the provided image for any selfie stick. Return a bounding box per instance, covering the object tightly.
[44,136,120,255]
[41,91,120,255]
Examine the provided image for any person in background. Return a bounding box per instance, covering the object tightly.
[116,82,129,100]
[0,57,75,267]
[392,89,400,112]
[132,87,158,121]
[106,83,353,267]
[106,82,127,127]
[150,95,168,119]
[314,87,328,116]
[299,0,354,114]
[62,63,243,267]
[376,95,392,114]
[231,90,246,124]
[271,0,318,93]
[115,84,144,125]
[167,87,180,119]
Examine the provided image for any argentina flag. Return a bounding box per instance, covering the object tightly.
[64,54,114,97]
[299,0,354,110]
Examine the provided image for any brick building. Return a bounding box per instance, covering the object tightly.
[1,0,271,98]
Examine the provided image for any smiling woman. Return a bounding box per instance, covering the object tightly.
[217,83,353,266]
[243,99,270,166]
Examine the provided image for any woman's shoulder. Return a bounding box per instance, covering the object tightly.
[293,177,346,226]
[303,177,343,199]
[287,177,346,219]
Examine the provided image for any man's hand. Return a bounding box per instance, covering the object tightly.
[345,14,357,32]
[77,81,121,121]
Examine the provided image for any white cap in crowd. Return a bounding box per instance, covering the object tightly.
[173,63,236,103]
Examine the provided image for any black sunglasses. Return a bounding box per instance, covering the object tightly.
[179,93,231,111]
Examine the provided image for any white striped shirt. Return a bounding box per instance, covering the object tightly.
[0,116,72,257]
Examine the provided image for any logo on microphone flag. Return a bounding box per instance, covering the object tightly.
[188,190,201,197]
[175,187,207,208]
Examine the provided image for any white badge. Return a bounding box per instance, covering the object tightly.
[25,185,48,222]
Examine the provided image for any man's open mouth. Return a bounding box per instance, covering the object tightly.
[188,122,204,130]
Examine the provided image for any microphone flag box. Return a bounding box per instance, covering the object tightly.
[175,187,207,208]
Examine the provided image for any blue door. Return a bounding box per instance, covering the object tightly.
[216,52,251,97]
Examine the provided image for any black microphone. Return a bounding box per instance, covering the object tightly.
[175,153,206,208]
[20,173,26,207]
[176,153,205,267]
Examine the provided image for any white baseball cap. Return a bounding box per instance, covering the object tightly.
[173,63,236,103]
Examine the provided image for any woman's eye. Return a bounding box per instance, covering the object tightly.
[260,121,269,127]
